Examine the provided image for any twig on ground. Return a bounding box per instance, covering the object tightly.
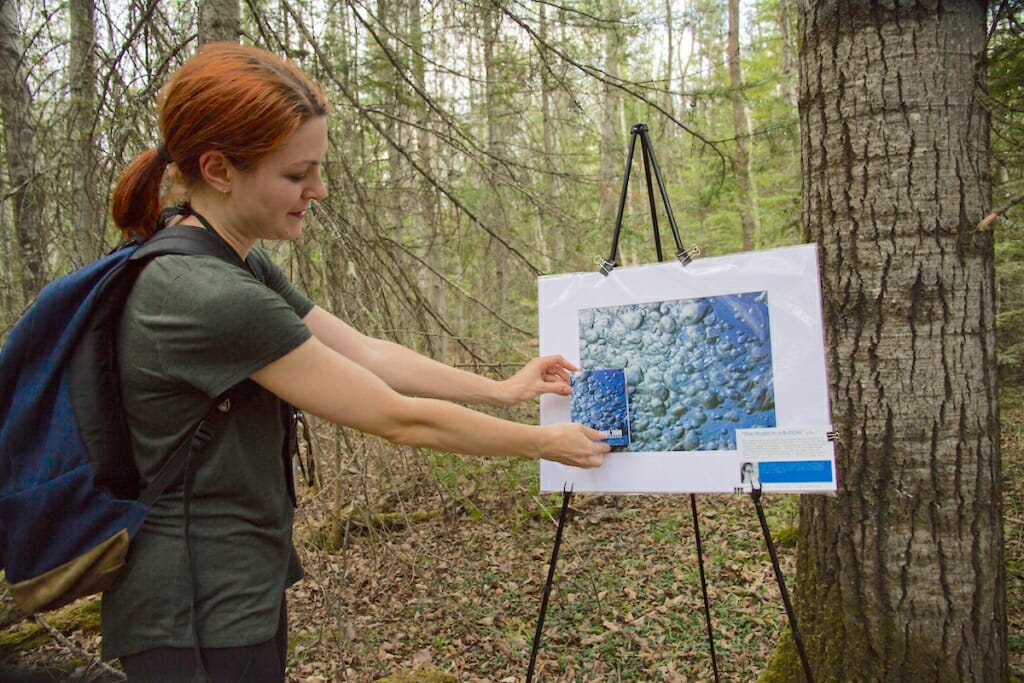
[32,615,125,681]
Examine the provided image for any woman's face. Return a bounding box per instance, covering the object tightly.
[226,116,329,242]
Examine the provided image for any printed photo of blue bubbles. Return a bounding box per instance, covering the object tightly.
[578,291,776,452]
[570,369,630,447]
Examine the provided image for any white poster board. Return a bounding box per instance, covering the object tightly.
[538,244,836,494]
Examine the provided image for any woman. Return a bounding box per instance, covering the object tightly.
[103,42,608,682]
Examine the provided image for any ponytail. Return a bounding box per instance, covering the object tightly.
[110,148,169,241]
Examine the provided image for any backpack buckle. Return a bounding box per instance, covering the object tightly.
[191,421,216,450]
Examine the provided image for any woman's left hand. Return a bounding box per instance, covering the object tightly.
[500,355,578,405]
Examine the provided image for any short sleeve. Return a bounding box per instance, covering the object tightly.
[137,255,312,397]
[248,247,315,319]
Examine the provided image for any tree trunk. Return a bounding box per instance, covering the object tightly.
[677,0,695,114]
[481,0,509,317]
[777,2,1007,681]
[537,2,563,273]
[727,0,758,251]
[660,0,674,125]
[0,0,46,302]
[198,0,239,45]
[777,0,798,109]
[69,0,101,264]
[379,0,405,249]
[408,0,445,361]
[598,0,625,251]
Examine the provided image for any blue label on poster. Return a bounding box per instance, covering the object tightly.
[758,460,833,484]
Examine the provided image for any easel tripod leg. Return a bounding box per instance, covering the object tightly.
[526,487,573,683]
[750,488,815,683]
[689,493,721,683]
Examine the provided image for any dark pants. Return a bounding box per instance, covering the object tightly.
[119,601,288,683]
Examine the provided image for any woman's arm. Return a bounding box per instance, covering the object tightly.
[250,336,609,468]
[302,305,575,407]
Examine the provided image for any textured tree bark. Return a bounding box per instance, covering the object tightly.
[781,1,1007,681]
[727,0,759,251]
[68,0,101,264]
[481,1,509,317]
[0,0,46,301]
[407,0,446,361]
[598,0,625,247]
[778,0,798,109]
[538,3,560,273]
[198,0,240,46]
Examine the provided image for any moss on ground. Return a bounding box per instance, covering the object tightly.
[0,596,100,658]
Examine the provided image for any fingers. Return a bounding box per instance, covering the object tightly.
[551,380,572,396]
[551,355,579,373]
[524,356,574,398]
[567,425,610,468]
[575,446,607,469]
[540,355,577,380]
[539,356,575,393]
[538,423,609,469]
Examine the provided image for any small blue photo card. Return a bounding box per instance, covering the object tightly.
[570,368,630,447]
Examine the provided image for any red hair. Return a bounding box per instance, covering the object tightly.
[111,42,329,239]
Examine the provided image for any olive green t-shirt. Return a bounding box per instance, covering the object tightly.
[101,247,314,660]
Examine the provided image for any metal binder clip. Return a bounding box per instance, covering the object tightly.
[676,244,701,266]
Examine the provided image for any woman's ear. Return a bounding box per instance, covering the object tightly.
[197,150,234,194]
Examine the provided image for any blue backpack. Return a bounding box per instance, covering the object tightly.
[0,224,266,615]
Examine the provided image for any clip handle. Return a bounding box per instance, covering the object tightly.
[676,244,701,266]
[594,255,616,276]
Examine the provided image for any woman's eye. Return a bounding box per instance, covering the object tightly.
[287,174,306,182]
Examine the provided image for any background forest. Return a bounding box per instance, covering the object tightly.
[1,0,1023,681]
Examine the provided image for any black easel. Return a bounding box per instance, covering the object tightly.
[526,123,815,683]
[749,471,815,683]
[599,123,698,274]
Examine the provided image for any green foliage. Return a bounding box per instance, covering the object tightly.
[1003,387,1024,678]
[991,2,1024,381]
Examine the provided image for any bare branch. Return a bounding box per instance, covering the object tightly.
[977,191,1024,231]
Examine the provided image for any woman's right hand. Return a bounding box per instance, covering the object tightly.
[537,423,611,468]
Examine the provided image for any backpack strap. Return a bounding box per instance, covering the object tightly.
[134,216,267,284]
[137,382,258,508]
[140,209,308,493]
[132,382,260,683]
[180,383,261,683]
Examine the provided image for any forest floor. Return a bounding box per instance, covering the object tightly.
[2,395,1022,682]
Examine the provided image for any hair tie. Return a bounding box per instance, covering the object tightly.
[156,143,173,165]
